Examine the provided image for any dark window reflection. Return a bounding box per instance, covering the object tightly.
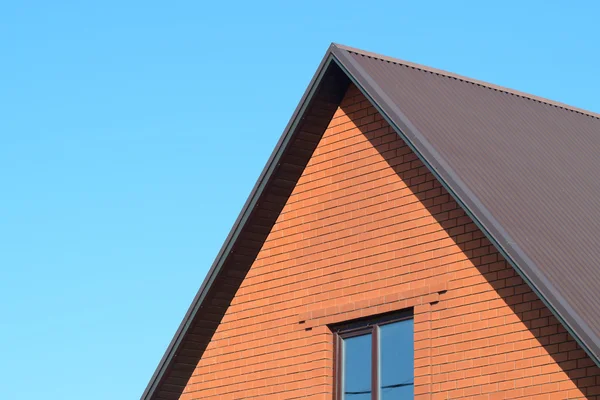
[343,333,372,399]
[379,319,414,399]
[338,313,413,400]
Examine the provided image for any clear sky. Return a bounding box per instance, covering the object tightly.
[1,1,598,399]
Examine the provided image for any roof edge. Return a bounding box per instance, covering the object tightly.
[333,43,600,121]
[140,45,340,400]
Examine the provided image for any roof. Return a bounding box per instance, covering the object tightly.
[141,43,600,400]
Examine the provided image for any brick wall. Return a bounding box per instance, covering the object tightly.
[180,84,600,399]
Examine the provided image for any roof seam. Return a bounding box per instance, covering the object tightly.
[348,51,600,121]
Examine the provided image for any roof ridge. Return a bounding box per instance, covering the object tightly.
[333,43,600,121]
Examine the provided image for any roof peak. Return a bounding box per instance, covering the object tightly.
[332,43,600,121]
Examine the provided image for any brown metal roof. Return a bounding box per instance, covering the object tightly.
[141,44,600,399]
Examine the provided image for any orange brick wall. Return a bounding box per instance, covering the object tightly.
[180,84,600,399]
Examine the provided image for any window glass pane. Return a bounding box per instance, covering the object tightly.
[342,333,372,400]
[379,319,414,399]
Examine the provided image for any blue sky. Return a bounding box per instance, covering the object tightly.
[0,1,598,399]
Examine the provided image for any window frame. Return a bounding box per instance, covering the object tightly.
[332,309,414,400]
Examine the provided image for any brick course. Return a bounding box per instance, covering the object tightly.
[180,84,600,399]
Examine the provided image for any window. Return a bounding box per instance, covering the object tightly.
[333,310,414,400]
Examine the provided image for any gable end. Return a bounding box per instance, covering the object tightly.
[142,44,600,400]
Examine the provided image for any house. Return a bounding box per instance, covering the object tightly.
[141,44,600,399]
